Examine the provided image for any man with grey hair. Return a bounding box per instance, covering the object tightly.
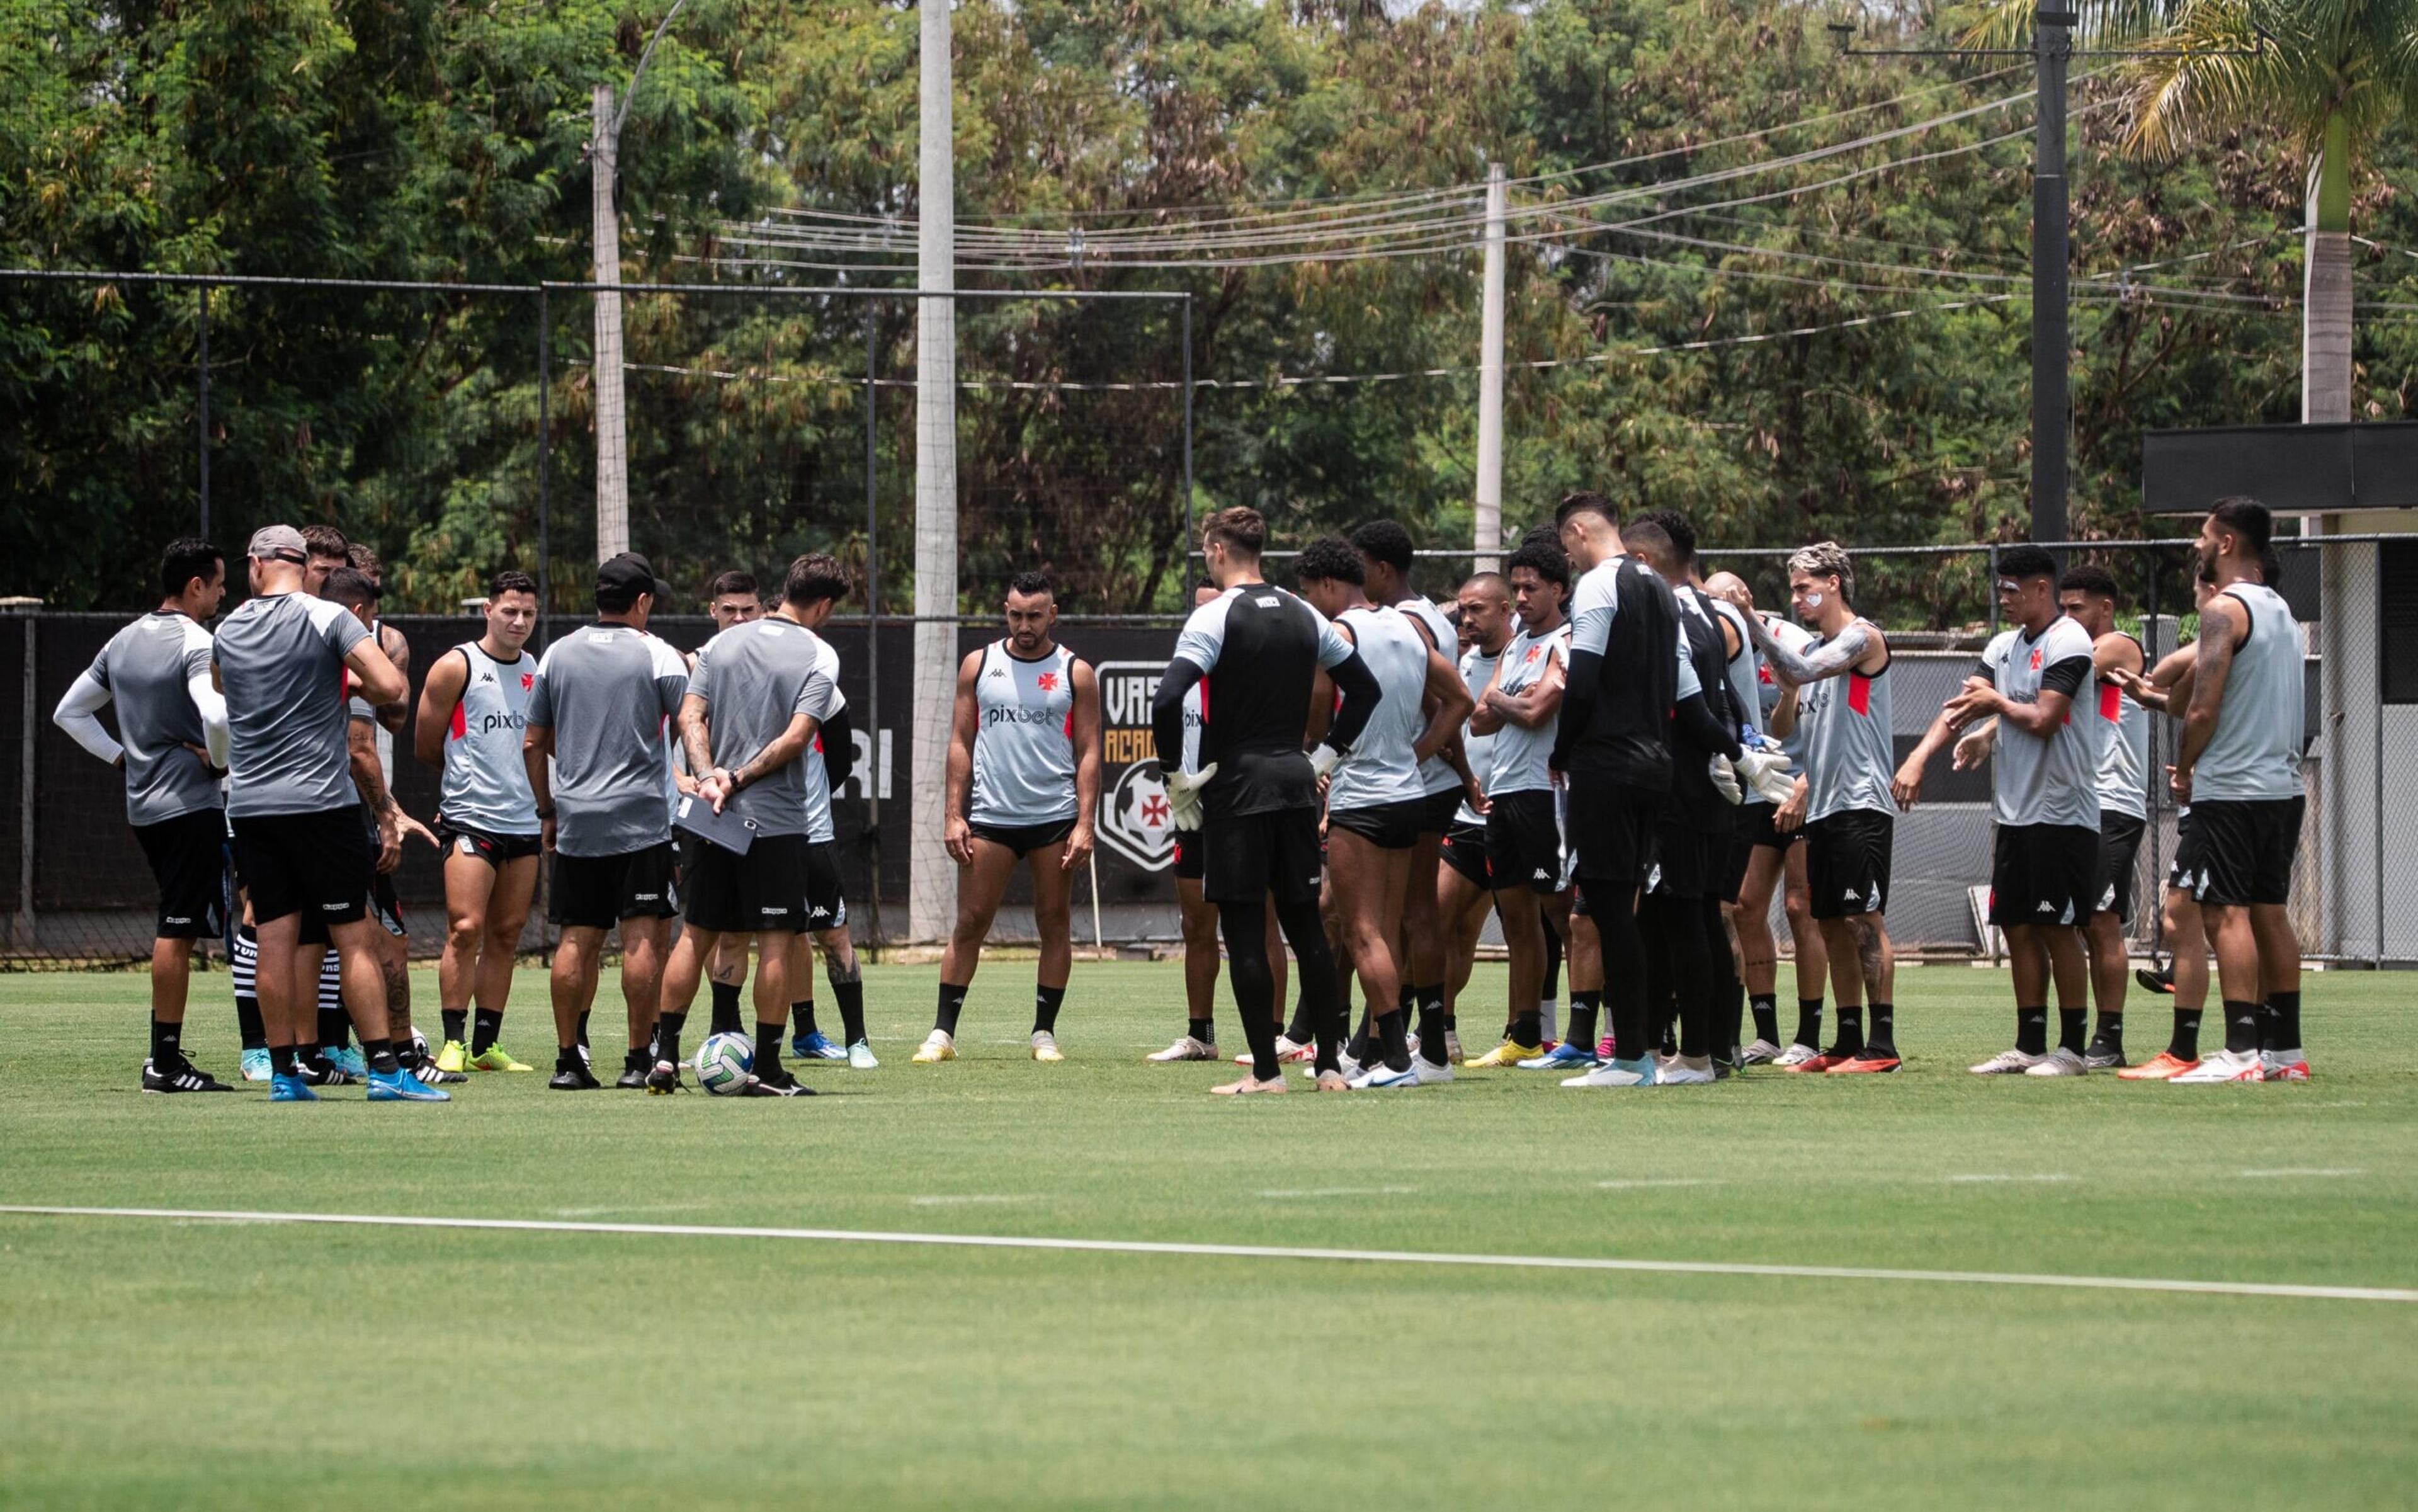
[1748,541,1902,1074]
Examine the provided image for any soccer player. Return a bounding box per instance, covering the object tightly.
[319,564,445,1081]
[1293,537,1473,1088]
[53,537,234,1091]
[525,553,690,1090]
[919,572,1103,1066]
[2167,498,2308,1083]
[1438,573,1510,1043]
[1468,540,1577,1069]
[1151,506,1378,1094]
[1625,514,1757,1084]
[213,527,436,1101]
[1899,546,2103,1076]
[1152,583,1288,1064]
[414,571,544,1078]
[2107,594,2216,1079]
[1955,564,2149,1069]
[696,570,766,1037]
[1352,520,1475,1064]
[1749,541,1902,1074]
[1546,494,1684,1089]
[1707,573,1831,1067]
[776,560,876,1070]
[648,555,844,1096]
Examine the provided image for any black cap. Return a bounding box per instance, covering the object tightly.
[596,552,674,607]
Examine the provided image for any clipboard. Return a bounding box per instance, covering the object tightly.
[674,793,758,855]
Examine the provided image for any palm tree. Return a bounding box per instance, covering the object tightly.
[1964,0,2418,423]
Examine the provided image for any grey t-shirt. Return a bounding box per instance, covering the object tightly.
[1978,617,2100,830]
[214,592,370,819]
[88,611,222,825]
[686,618,839,839]
[527,622,689,857]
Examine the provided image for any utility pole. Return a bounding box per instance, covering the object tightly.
[2030,8,2071,546]
[1473,164,1507,573]
[591,82,628,561]
[906,0,958,944]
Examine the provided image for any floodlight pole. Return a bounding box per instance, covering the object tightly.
[1474,164,1507,573]
[907,0,960,944]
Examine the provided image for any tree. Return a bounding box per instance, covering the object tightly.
[1964,0,2418,423]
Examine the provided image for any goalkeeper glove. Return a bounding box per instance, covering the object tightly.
[1708,755,1743,806]
[1164,763,1216,832]
[1735,748,1796,806]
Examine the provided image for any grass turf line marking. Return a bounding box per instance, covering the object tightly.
[1946,1173,2076,1184]
[4,1205,2414,1304]
[2238,1168,2366,1179]
[1595,1178,1726,1190]
[1257,1186,1417,1198]
[909,1195,1040,1206]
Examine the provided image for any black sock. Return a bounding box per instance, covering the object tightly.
[296,1040,323,1071]
[2221,999,2259,1055]
[1511,1009,1543,1047]
[791,999,819,1042]
[625,1046,651,1072]
[150,1015,181,1066]
[1415,984,1444,1036]
[1284,994,1318,1047]
[1750,993,1779,1045]
[709,981,743,1037]
[472,1008,503,1056]
[756,1021,786,1076]
[1416,1002,1448,1066]
[2170,1006,2203,1062]
[441,1008,468,1045]
[1793,998,1824,1050]
[1866,1002,1895,1055]
[2266,991,2301,1052]
[935,983,968,1037]
[1346,1003,1374,1064]
[1377,1006,1411,1073]
[655,1009,688,1067]
[318,1006,350,1050]
[2015,1007,2048,1057]
[1563,997,1599,1052]
[2088,1010,2123,1056]
[1033,984,1065,1036]
[2056,1006,2087,1056]
[576,1010,591,1051]
[235,994,266,1051]
[1831,1005,1863,1057]
[834,977,867,1045]
[361,1038,399,1075]
[1187,1016,1215,1045]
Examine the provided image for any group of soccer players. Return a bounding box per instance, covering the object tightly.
[64,492,2313,1100]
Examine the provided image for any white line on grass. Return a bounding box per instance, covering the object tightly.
[909,1195,1040,1206]
[1946,1173,2076,1184]
[2238,1168,2366,1179]
[3,1205,2413,1304]
[1257,1186,1417,1199]
[1595,1178,1727,1190]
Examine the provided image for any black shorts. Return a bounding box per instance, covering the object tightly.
[2172,797,2303,907]
[1805,809,1892,920]
[681,832,812,934]
[2093,810,2147,923]
[436,818,543,869]
[550,843,680,931]
[1438,821,1492,887]
[1417,785,1464,836]
[1989,822,2099,928]
[1171,834,1205,882]
[1716,822,1754,904]
[801,841,846,933]
[133,809,227,940]
[1202,806,1324,907]
[970,816,1077,859]
[230,809,373,929]
[1485,790,1563,893]
[1743,800,1800,851]
[1329,797,1426,851]
[1565,780,1661,896]
[1647,822,1722,901]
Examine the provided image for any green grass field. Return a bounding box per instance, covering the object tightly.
[2,958,2412,1509]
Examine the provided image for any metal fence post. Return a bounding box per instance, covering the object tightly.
[536,286,552,641]
[863,300,883,945]
[2143,547,2162,958]
[1181,294,1194,586]
[196,283,210,540]
[15,610,35,950]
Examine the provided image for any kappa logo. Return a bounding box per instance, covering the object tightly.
[1531,868,1551,882]
[987,667,1010,680]
[477,671,496,684]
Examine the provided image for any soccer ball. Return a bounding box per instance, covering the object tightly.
[695,1032,754,1096]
